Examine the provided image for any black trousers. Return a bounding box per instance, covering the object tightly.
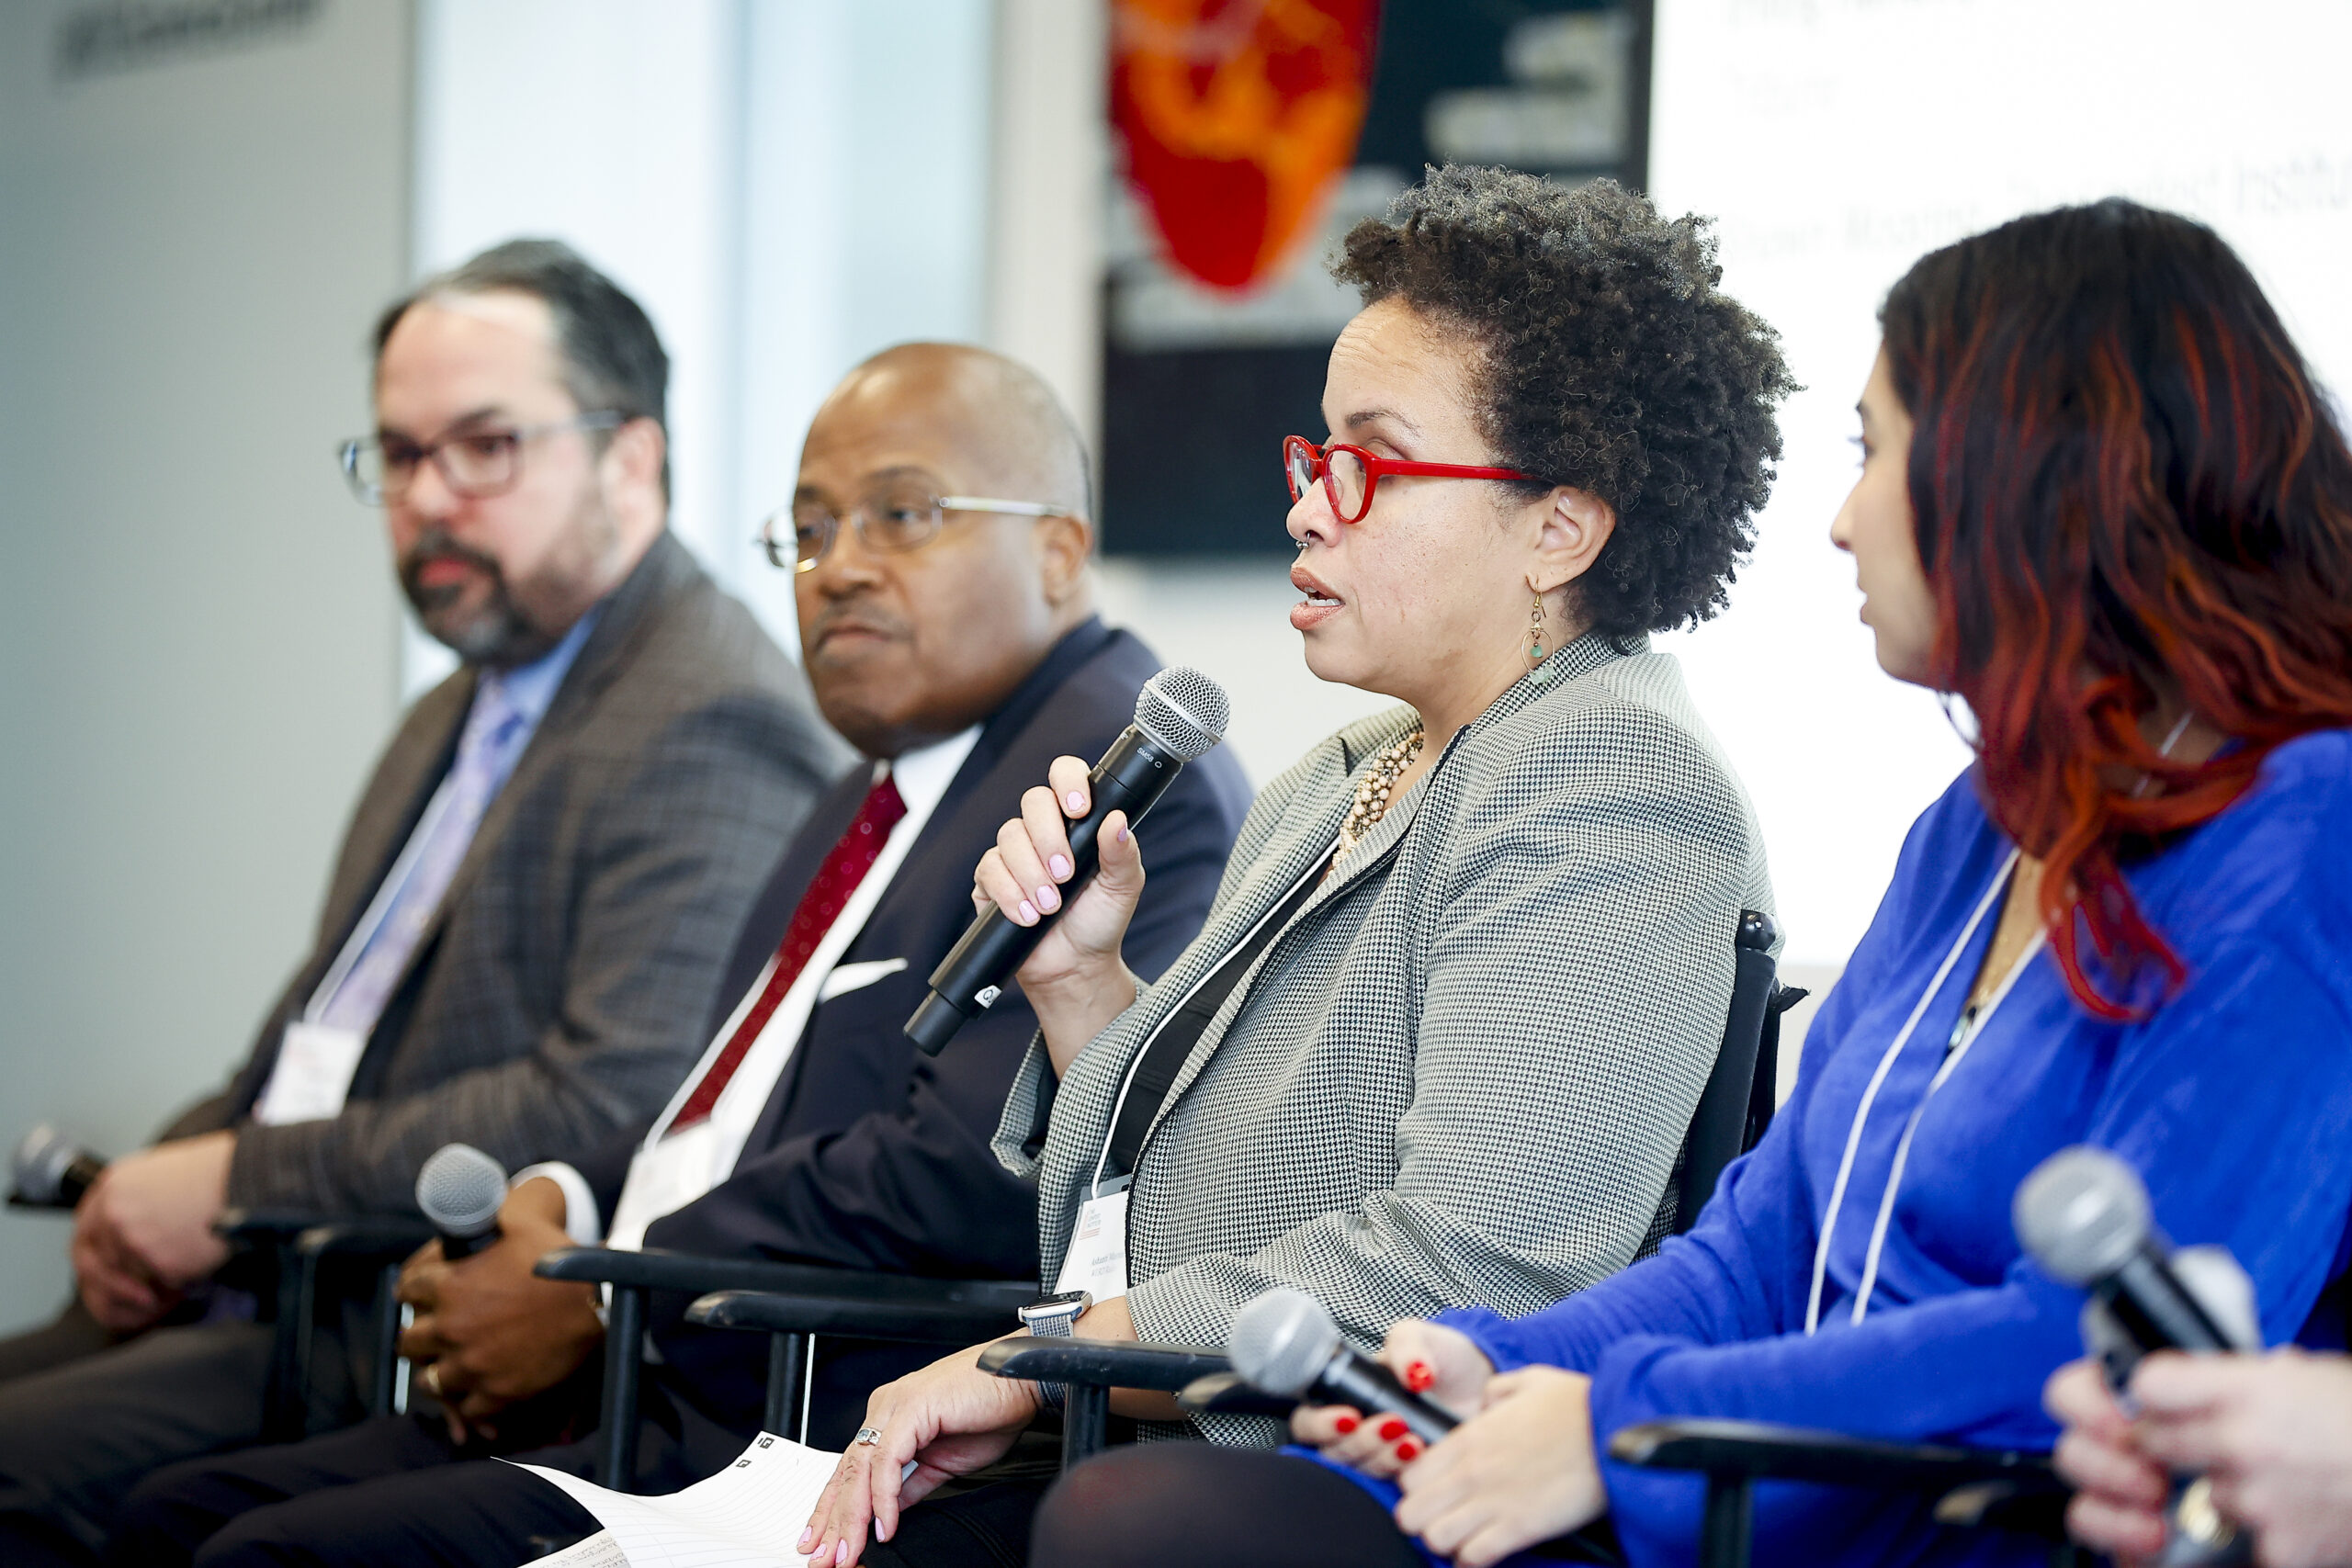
[107,1412,1061,1568]
[1031,1446,1426,1568]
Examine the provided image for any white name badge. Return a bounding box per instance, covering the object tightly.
[607,1121,722,1253]
[252,1022,368,1126]
[1053,1188,1131,1303]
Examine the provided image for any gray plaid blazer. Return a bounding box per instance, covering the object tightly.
[994,631,1771,1441]
[174,533,851,1213]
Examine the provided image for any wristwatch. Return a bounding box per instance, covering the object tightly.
[1017,1290,1092,1409]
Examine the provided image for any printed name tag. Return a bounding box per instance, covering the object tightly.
[1053,1189,1131,1303]
[607,1121,722,1252]
[252,1022,368,1126]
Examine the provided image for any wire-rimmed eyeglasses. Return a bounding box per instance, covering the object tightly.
[761,491,1073,571]
[338,412,626,505]
[1283,434,1530,524]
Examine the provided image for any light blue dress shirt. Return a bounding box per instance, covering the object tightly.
[309,609,602,1035]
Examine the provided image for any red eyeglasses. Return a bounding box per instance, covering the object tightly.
[1283,434,1530,524]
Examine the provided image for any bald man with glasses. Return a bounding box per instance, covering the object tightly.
[95,341,1253,1568]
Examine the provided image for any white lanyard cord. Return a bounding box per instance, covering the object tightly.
[1804,850,2018,1335]
[1844,924,2044,1325]
[1089,840,1336,1199]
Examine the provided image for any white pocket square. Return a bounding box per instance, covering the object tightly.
[819,958,909,1003]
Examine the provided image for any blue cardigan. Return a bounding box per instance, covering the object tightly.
[1380,730,2352,1567]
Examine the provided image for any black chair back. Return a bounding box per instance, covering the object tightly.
[1672,911,1804,1236]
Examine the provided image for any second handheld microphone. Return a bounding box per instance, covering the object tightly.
[1228,1287,1457,1446]
[415,1143,507,1261]
[905,667,1230,1055]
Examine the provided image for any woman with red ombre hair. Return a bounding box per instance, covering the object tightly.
[1027,201,2352,1568]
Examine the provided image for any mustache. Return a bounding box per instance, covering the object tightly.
[808,597,910,646]
[400,530,505,601]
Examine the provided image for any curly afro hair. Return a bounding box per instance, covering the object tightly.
[1334,165,1796,643]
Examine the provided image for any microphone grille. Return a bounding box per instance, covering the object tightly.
[1134,667,1228,761]
[2014,1145,2151,1287]
[1228,1287,1341,1397]
[415,1143,507,1238]
[11,1124,75,1206]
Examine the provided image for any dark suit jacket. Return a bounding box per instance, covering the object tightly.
[564,618,1251,1439]
[174,533,851,1213]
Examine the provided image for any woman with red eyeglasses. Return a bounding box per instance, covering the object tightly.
[799,164,1794,1568]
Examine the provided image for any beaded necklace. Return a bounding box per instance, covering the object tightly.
[1334,728,1426,860]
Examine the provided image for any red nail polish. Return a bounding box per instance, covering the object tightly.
[1395,1440,1421,1462]
[1404,1360,1434,1393]
[1378,1417,1408,1442]
[1334,1415,1359,1435]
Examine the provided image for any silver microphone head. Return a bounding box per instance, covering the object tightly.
[12,1124,83,1206]
[1228,1287,1342,1397]
[2014,1145,2152,1287]
[1134,667,1229,761]
[415,1143,506,1239]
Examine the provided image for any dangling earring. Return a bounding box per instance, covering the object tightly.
[1524,588,1548,674]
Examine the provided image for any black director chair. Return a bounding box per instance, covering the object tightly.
[590,909,1798,1490]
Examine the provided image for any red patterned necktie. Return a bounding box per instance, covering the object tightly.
[666,773,909,1134]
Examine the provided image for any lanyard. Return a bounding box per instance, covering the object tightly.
[1805,850,2020,1335]
[1088,841,1336,1199]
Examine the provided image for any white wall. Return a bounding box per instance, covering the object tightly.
[405,0,999,691]
[0,0,412,1330]
[1646,0,2352,983]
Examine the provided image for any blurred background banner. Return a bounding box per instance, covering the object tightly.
[1110,0,1380,293]
[8,0,2352,1330]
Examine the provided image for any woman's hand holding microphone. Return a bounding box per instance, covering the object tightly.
[1292,1318,1610,1568]
[975,755,1149,1076]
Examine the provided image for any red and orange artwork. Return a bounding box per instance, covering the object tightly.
[1113,0,1382,293]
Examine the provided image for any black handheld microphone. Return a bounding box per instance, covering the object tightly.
[1228,1287,1456,1446]
[2016,1145,2255,1567]
[415,1143,507,1261]
[905,667,1230,1055]
[11,1125,107,1209]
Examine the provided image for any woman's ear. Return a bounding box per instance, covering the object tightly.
[1532,485,1616,594]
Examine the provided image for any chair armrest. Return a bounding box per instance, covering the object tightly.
[978,1336,1229,1393]
[293,1217,437,1262]
[1608,1419,2055,1494]
[535,1247,1031,1312]
[1177,1370,1300,1421]
[216,1208,345,1245]
[686,1289,1024,1345]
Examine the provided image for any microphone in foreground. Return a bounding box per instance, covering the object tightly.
[11,1125,107,1209]
[2016,1145,2256,1566]
[1228,1287,1456,1446]
[905,666,1230,1055]
[2014,1145,2252,1364]
[415,1143,506,1260]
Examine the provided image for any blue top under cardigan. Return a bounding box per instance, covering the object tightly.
[1343,728,2352,1568]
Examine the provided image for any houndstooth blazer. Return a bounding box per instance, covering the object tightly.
[993,630,1773,1443]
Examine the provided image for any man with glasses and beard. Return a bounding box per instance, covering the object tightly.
[0,239,845,1565]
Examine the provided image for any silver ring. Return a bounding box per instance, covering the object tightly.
[854,1426,882,1448]
[420,1362,443,1397]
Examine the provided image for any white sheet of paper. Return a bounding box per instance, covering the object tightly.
[252,1022,367,1126]
[533,1529,629,1567]
[1054,1189,1130,1302]
[509,1434,838,1568]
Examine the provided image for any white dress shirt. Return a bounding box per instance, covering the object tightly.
[517,726,981,1247]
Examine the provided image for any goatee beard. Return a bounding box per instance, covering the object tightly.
[401,533,553,668]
